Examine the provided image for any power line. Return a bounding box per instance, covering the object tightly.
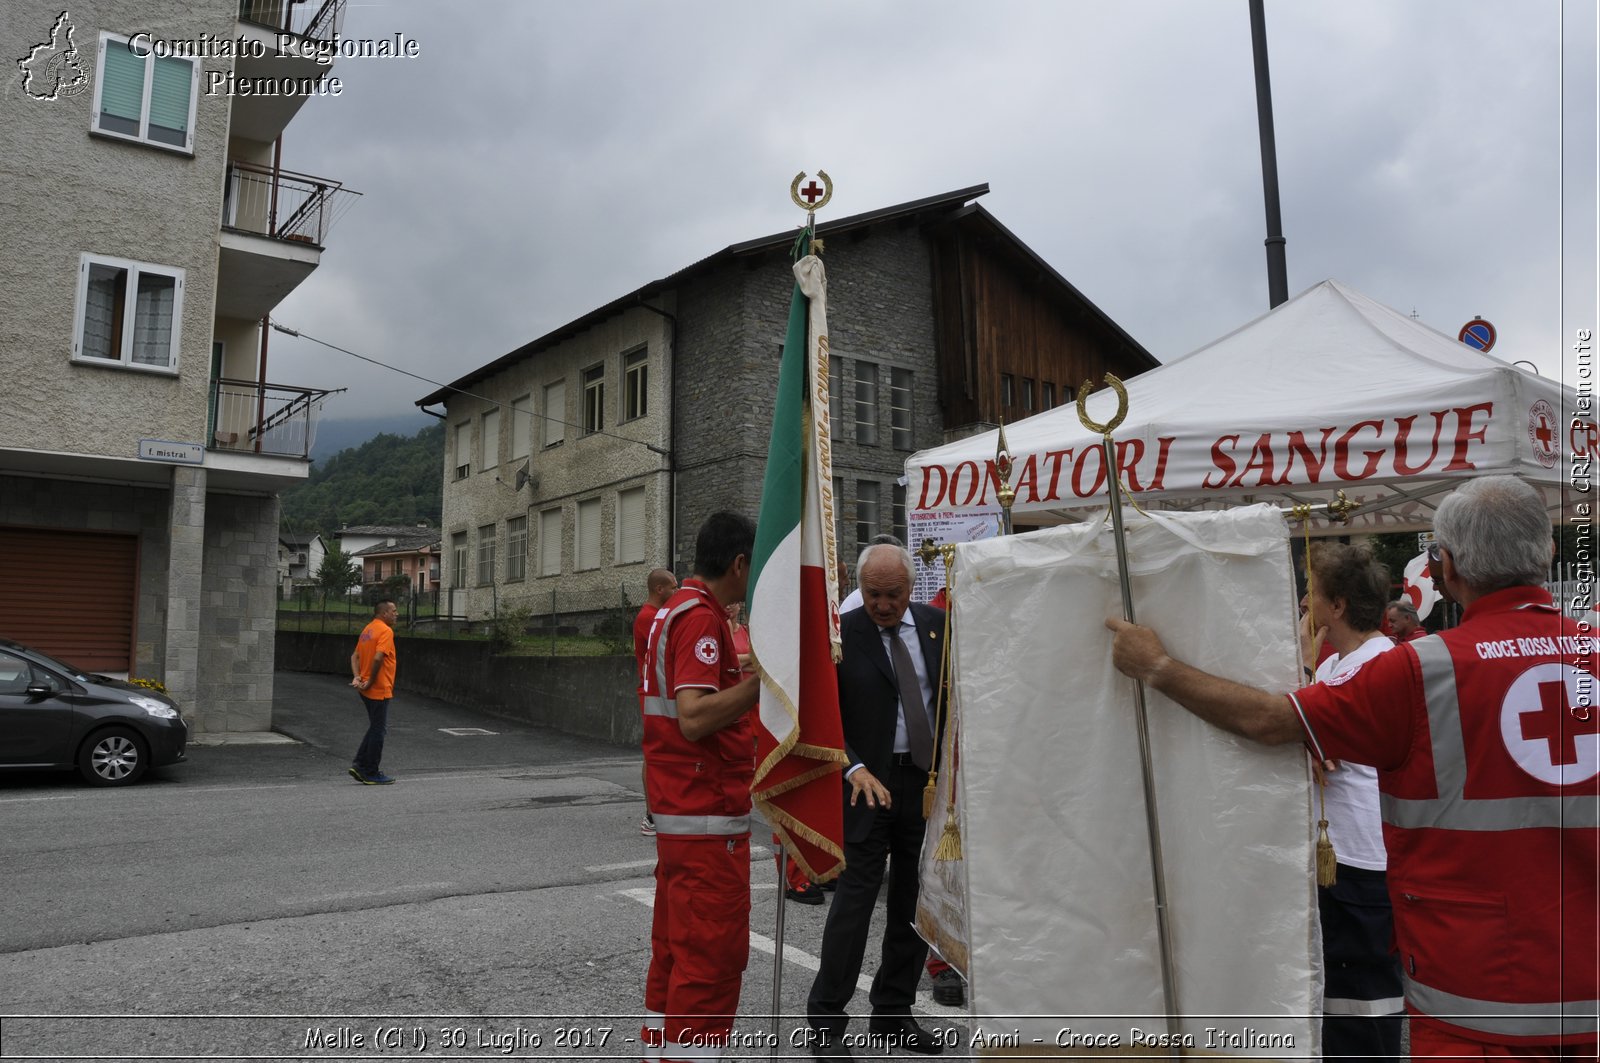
[269,320,671,457]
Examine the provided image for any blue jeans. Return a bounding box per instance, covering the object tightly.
[354,696,390,776]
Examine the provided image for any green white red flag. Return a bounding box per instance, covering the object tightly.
[747,235,847,883]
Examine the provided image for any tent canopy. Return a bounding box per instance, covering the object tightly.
[906,280,1586,532]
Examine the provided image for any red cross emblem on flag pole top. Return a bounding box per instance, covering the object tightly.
[790,171,833,213]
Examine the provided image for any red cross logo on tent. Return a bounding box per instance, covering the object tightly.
[1528,399,1558,469]
[1499,663,1600,785]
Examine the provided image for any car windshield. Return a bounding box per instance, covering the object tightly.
[19,646,92,682]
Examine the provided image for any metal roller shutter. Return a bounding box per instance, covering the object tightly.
[0,527,138,672]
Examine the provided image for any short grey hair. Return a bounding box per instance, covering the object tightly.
[857,543,916,587]
[1387,599,1419,621]
[1432,476,1552,592]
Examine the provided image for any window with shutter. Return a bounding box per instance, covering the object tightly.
[539,509,562,576]
[576,498,601,570]
[93,34,195,152]
[617,487,645,564]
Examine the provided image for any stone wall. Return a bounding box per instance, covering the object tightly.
[276,632,641,747]
[198,493,280,731]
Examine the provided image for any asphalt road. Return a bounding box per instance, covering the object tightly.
[0,671,966,1061]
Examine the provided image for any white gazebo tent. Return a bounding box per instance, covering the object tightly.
[906,281,1588,1048]
[906,280,1585,532]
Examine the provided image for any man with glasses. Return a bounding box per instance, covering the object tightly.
[1106,476,1597,1059]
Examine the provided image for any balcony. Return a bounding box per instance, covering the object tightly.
[210,378,337,460]
[232,0,348,142]
[216,161,360,319]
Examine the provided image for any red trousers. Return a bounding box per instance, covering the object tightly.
[642,834,751,1062]
[1411,1023,1598,1063]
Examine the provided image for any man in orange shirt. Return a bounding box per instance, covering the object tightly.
[349,597,399,785]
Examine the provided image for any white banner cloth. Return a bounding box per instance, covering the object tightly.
[935,505,1320,1053]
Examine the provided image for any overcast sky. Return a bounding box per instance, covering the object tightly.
[263,0,1598,431]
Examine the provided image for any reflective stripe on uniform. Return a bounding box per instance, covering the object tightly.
[1404,978,1600,1037]
[1378,636,1598,831]
[649,597,703,701]
[643,695,677,719]
[652,813,750,836]
[1323,994,1405,1017]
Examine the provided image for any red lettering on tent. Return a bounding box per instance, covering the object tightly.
[1284,427,1337,483]
[1203,435,1241,489]
[916,465,948,509]
[1014,453,1039,504]
[950,461,982,507]
[1443,402,1493,472]
[1572,420,1598,458]
[1393,410,1451,476]
[1148,437,1174,491]
[1334,420,1384,480]
[1115,439,1145,492]
[1231,432,1283,487]
[1072,445,1106,497]
[1042,449,1073,501]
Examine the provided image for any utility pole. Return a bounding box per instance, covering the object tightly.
[1249,0,1289,307]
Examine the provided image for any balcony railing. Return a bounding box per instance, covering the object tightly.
[223,161,360,247]
[211,378,339,459]
[238,0,346,42]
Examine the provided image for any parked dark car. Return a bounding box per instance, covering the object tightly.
[0,638,187,786]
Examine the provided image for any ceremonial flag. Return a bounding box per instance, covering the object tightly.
[747,233,848,882]
[1403,548,1441,620]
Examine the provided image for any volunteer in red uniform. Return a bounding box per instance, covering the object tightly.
[1106,476,1597,1058]
[635,567,679,837]
[639,512,761,1063]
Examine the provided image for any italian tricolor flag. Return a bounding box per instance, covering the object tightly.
[748,235,847,883]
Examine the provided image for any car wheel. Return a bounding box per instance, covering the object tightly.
[78,726,149,787]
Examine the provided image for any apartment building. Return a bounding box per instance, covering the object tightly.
[0,0,358,731]
[418,185,1157,626]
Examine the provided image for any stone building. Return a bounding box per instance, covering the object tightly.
[0,0,357,731]
[418,184,1156,625]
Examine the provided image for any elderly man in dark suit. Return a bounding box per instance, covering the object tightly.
[806,543,946,1058]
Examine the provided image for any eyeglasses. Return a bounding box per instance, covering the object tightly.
[1426,542,1444,563]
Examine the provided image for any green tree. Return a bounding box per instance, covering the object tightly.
[315,546,362,620]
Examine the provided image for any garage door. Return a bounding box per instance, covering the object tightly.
[0,527,138,672]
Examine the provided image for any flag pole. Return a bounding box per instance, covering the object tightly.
[1076,374,1183,1052]
[768,171,833,1055]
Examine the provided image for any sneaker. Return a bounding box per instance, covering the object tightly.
[786,882,825,905]
[931,968,965,1007]
[365,772,395,785]
[347,766,366,783]
[640,815,657,837]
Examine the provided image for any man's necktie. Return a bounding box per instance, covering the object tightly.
[887,625,933,771]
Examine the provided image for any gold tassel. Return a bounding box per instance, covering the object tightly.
[934,817,963,861]
[1316,818,1337,886]
[1315,764,1337,886]
[922,774,936,819]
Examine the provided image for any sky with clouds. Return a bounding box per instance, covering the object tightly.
[264,0,1598,431]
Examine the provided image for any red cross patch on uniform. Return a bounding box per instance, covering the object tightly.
[1499,663,1600,785]
[694,636,720,665]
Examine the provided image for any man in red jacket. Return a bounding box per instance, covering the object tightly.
[639,513,761,1063]
[635,567,678,836]
[1107,476,1596,1058]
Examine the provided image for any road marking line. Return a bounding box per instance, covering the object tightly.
[613,884,966,1019]
[586,858,658,873]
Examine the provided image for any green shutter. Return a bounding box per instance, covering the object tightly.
[148,56,192,146]
[98,42,145,131]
